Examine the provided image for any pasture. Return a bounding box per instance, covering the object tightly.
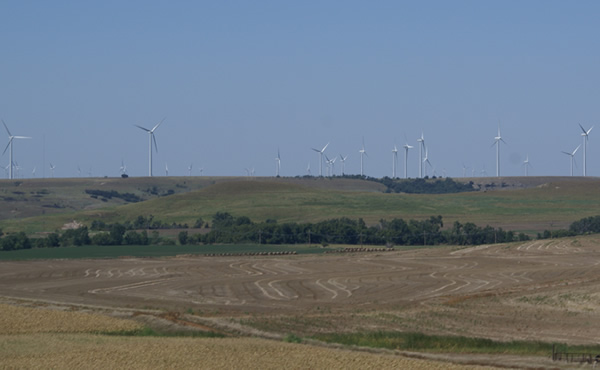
[1,176,600,235]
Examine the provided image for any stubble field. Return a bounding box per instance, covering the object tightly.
[2,235,600,368]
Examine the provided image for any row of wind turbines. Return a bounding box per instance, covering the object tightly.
[1,118,596,179]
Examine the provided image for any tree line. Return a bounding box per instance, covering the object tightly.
[6,213,600,252]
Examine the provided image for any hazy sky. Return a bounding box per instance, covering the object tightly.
[1,1,599,178]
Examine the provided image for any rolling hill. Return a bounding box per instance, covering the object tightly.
[0,176,599,235]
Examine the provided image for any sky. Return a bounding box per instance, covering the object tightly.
[0,1,599,179]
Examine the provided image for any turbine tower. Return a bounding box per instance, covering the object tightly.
[522,155,532,176]
[493,125,507,177]
[134,118,165,177]
[311,142,329,177]
[359,137,367,176]
[392,145,398,178]
[579,124,593,176]
[417,133,425,178]
[275,148,281,177]
[403,142,413,179]
[561,144,580,176]
[2,120,32,180]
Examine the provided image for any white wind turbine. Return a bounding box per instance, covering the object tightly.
[2,120,32,180]
[403,142,413,179]
[165,163,169,176]
[311,142,329,177]
[199,167,204,176]
[306,162,311,176]
[462,163,468,177]
[49,163,56,178]
[522,154,532,176]
[325,155,336,176]
[392,145,398,178]
[422,147,432,177]
[493,125,507,177]
[275,148,281,177]
[31,166,36,178]
[188,163,193,176]
[134,118,165,177]
[339,154,348,176]
[417,132,425,178]
[359,137,367,176]
[561,144,580,176]
[579,124,593,176]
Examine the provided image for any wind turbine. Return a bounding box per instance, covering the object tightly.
[493,125,507,177]
[31,166,36,178]
[275,148,281,177]
[579,124,593,176]
[522,154,532,176]
[392,145,398,178]
[423,147,432,177]
[188,163,193,176]
[165,163,169,176]
[403,142,413,179]
[134,118,165,177]
[359,137,367,176]
[561,144,580,176]
[199,167,204,176]
[311,142,329,177]
[2,120,32,180]
[3,164,9,178]
[325,155,336,176]
[77,165,82,177]
[49,163,56,178]
[306,162,311,176]
[339,154,348,176]
[462,163,468,177]
[417,133,425,178]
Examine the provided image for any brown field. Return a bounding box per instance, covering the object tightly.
[3,236,600,368]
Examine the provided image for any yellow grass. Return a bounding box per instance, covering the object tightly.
[1,334,491,369]
[0,303,142,334]
[0,303,491,369]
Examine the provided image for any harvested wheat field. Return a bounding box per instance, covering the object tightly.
[1,333,492,369]
[2,236,600,368]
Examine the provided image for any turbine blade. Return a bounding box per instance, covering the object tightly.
[322,142,329,152]
[134,124,150,132]
[2,139,11,156]
[153,133,158,153]
[579,123,588,134]
[573,144,581,155]
[588,126,594,135]
[2,120,12,137]
[561,151,571,156]
[13,136,31,139]
[151,117,166,132]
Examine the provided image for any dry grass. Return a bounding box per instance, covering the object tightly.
[0,303,490,369]
[0,303,142,334]
[0,334,491,369]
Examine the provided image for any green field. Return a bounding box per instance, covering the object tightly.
[1,176,599,235]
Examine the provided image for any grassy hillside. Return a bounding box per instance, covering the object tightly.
[1,176,599,235]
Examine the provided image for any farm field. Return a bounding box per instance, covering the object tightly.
[1,176,600,235]
[2,236,600,367]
